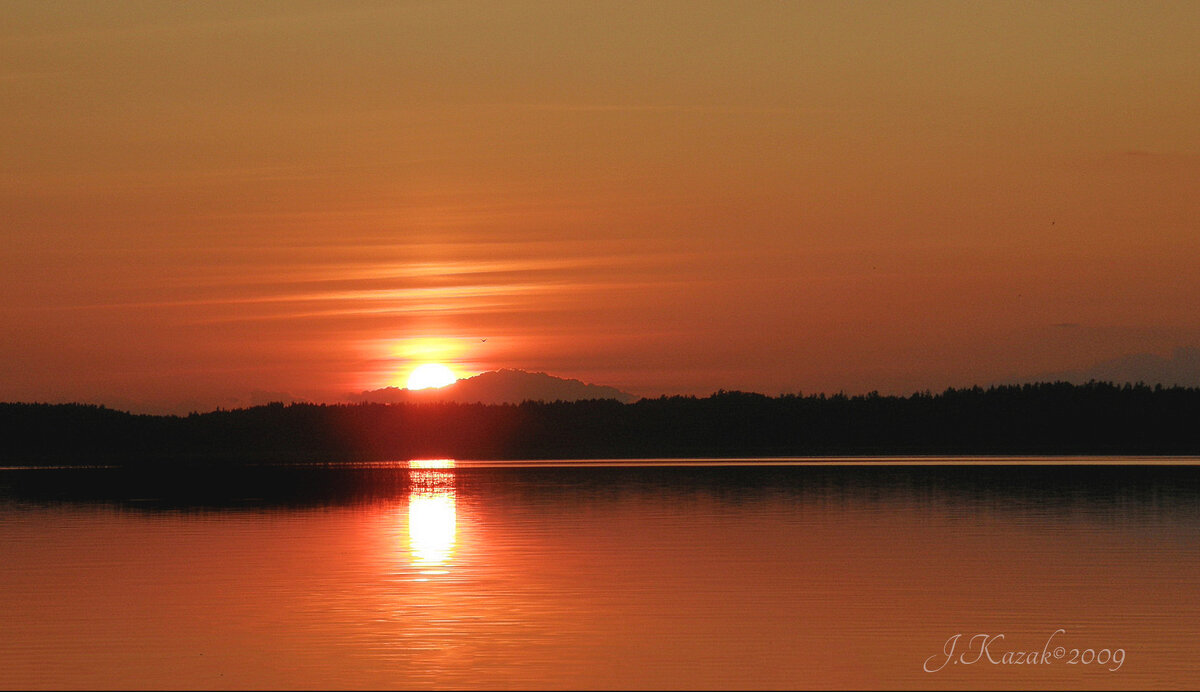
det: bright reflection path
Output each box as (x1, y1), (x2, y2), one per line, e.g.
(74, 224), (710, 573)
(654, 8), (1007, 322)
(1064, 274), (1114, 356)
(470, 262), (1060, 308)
(409, 458), (457, 470)
(407, 460), (456, 569)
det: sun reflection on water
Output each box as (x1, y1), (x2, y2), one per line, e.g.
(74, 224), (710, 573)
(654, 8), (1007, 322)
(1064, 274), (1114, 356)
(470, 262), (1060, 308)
(407, 459), (456, 572)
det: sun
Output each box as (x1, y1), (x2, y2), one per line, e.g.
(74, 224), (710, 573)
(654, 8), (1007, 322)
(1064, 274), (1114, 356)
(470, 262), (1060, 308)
(406, 363), (458, 390)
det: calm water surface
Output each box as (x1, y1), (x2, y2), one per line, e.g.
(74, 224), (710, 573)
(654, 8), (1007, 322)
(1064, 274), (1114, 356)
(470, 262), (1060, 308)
(1, 459), (1198, 690)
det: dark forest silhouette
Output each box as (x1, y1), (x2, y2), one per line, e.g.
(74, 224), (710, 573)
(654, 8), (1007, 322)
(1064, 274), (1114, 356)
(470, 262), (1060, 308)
(3, 381), (1200, 466)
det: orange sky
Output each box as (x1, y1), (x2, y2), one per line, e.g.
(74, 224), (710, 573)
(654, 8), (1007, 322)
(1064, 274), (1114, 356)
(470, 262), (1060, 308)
(2, 1), (1198, 413)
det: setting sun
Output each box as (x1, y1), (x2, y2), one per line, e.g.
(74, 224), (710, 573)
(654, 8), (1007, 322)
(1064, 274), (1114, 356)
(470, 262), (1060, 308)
(406, 363), (458, 390)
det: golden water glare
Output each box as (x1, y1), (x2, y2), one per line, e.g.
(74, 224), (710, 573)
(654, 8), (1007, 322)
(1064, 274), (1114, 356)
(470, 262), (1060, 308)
(407, 459), (457, 573)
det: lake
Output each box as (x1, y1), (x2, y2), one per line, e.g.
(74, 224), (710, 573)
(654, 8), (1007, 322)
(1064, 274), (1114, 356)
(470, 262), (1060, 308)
(1, 459), (1198, 689)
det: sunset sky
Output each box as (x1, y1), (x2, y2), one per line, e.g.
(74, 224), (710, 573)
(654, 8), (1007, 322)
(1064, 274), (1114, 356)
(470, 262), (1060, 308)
(3, 1), (1198, 413)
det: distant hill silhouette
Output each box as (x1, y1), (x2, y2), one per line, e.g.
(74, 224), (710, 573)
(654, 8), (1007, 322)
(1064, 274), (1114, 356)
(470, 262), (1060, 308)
(1023, 347), (1200, 389)
(349, 369), (637, 405)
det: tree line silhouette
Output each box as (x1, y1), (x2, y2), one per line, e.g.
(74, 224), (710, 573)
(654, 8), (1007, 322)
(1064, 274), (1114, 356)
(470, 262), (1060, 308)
(3, 381), (1200, 466)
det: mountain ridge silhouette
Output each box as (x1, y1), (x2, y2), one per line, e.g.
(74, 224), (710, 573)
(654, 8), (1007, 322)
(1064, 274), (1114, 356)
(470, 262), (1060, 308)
(349, 368), (637, 405)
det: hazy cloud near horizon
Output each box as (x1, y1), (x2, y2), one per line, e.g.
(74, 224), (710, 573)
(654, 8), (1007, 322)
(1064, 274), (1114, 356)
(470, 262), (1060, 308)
(1014, 347), (1200, 389)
